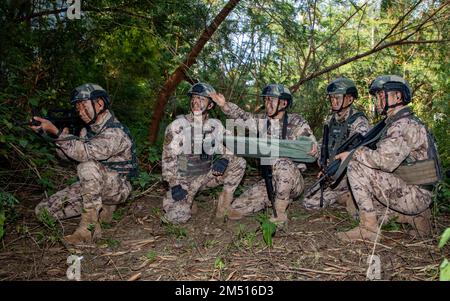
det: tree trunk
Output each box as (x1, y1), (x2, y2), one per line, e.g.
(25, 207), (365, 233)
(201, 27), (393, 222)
(148, 0), (241, 144)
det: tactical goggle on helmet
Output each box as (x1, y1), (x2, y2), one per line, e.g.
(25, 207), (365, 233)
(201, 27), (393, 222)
(187, 82), (217, 111)
(70, 83), (111, 107)
(70, 83), (111, 125)
(326, 77), (358, 112)
(326, 77), (358, 98)
(369, 75), (412, 104)
(260, 84), (293, 107)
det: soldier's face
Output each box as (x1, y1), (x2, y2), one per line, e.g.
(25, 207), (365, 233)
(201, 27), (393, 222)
(75, 99), (102, 123)
(264, 96), (285, 116)
(190, 95), (210, 116)
(329, 94), (344, 111)
(374, 90), (386, 113)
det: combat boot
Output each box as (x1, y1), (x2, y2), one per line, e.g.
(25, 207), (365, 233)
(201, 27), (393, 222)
(226, 208), (246, 220)
(336, 191), (352, 206)
(215, 190), (234, 219)
(396, 209), (432, 237)
(337, 211), (378, 242)
(99, 204), (117, 223)
(269, 199), (290, 229)
(65, 208), (102, 244)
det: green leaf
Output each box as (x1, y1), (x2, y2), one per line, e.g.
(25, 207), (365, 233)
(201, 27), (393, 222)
(440, 259), (450, 281)
(0, 211), (5, 240)
(261, 219), (276, 247)
(18, 139), (28, 148)
(28, 97), (39, 107)
(439, 228), (450, 249)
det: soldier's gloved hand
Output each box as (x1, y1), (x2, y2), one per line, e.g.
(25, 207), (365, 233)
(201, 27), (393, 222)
(171, 185), (188, 202)
(212, 158), (229, 176)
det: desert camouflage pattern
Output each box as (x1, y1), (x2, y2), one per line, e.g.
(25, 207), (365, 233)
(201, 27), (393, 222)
(230, 158), (304, 215)
(347, 106), (433, 219)
(162, 113), (246, 223)
(303, 107), (370, 209)
(35, 111), (133, 218)
(220, 101), (317, 215)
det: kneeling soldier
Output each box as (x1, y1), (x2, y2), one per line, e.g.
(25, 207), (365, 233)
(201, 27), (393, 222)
(335, 75), (442, 242)
(33, 83), (138, 244)
(162, 83), (246, 223)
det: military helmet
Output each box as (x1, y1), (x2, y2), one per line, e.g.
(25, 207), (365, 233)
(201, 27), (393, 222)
(369, 75), (412, 103)
(187, 82), (216, 99)
(70, 83), (110, 106)
(260, 84), (293, 107)
(326, 77), (358, 99)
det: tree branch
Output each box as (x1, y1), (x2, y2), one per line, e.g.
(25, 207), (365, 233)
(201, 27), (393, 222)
(290, 39), (450, 93)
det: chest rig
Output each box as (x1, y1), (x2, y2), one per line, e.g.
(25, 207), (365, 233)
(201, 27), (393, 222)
(327, 109), (365, 160)
(86, 116), (139, 180)
(175, 115), (213, 177)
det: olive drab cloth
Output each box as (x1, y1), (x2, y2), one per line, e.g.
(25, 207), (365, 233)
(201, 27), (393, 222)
(222, 135), (317, 163)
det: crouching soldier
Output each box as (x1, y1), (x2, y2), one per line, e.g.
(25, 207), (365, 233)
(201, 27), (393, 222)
(162, 83), (246, 223)
(335, 75), (442, 242)
(32, 83), (138, 244)
(303, 77), (370, 211)
(211, 84), (318, 228)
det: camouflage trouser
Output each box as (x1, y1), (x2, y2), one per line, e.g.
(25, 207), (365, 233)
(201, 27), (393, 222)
(303, 175), (350, 210)
(35, 160), (132, 220)
(163, 156), (246, 223)
(230, 159), (304, 216)
(347, 160), (432, 220)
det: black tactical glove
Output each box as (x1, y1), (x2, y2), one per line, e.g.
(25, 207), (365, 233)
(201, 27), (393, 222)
(211, 158), (229, 175)
(171, 184), (188, 202)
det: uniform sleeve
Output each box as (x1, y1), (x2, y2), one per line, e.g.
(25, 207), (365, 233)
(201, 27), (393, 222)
(161, 122), (184, 187)
(221, 102), (255, 120)
(55, 128), (129, 162)
(353, 120), (412, 172)
(349, 116), (371, 136)
(55, 147), (71, 161)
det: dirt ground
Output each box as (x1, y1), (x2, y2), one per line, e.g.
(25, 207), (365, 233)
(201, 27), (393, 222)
(0, 170), (449, 281)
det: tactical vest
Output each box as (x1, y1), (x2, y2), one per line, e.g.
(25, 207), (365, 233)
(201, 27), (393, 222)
(175, 115), (212, 178)
(86, 116), (139, 181)
(380, 107), (442, 187)
(327, 109), (366, 160)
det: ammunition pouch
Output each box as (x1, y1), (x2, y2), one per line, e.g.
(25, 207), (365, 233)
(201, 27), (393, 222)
(393, 159), (440, 186)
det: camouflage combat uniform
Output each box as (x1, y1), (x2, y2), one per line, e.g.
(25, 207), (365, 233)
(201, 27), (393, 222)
(35, 110), (137, 219)
(220, 101), (318, 216)
(347, 107), (434, 220)
(162, 113), (246, 223)
(303, 108), (370, 209)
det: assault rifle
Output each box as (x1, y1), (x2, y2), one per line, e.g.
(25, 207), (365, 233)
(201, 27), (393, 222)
(15, 108), (85, 136)
(261, 162), (277, 218)
(318, 124), (329, 207)
(304, 118), (387, 198)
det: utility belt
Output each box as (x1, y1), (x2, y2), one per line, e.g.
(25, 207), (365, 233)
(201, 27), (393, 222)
(100, 160), (138, 181)
(393, 158), (440, 188)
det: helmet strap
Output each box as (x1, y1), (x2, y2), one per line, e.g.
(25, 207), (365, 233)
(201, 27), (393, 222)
(381, 90), (405, 115)
(331, 95), (352, 113)
(268, 98), (287, 118)
(84, 98), (108, 125)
